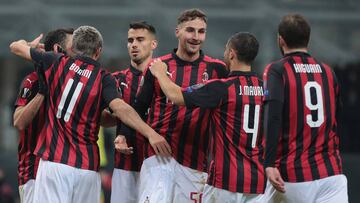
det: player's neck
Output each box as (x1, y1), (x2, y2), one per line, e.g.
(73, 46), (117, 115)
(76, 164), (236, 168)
(131, 57), (152, 72)
(230, 61), (251, 72)
(283, 47), (308, 55)
(176, 48), (200, 62)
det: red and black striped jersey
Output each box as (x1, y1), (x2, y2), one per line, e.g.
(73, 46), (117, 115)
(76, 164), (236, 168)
(112, 66), (145, 172)
(136, 50), (228, 172)
(263, 52), (342, 182)
(15, 72), (45, 186)
(183, 71), (266, 194)
(30, 49), (120, 171)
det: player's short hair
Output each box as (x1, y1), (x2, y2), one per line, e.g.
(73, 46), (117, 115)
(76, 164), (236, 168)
(227, 32), (259, 65)
(177, 8), (207, 25)
(129, 21), (156, 36)
(44, 28), (74, 52)
(72, 26), (103, 57)
(278, 14), (311, 49)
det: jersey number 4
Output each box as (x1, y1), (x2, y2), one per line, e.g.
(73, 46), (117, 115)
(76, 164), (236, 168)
(243, 104), (260, 148)
(304, 81), (324, 128)
(56, 79), (84, 122)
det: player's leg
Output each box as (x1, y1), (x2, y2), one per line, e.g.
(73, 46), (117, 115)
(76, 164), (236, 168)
(172, 163), (208, 203)
(32, 159), (72, 203)
(72, 168), (101, 203)
(138, 155), (175, 203)
(316, 174), (348, 203)
(20, 179), (35, 203)
(280, 181), (317, 203)
(111, 168), (140, 203)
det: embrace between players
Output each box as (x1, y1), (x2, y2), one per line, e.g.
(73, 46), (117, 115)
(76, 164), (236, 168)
(10, 8), (348, 203)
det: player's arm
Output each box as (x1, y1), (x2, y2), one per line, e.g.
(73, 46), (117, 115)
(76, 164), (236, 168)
(149, 59), (185, 105)
(9, 34), (43, 61)
(100, 109), (117, 128)
(263, 63), (285, 193)
(13, 93), (44, 130)
(102, 73), (172, 156)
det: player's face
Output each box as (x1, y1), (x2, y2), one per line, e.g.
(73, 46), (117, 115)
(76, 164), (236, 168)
(64, 34), (74, 56)
(128, 28), (156, 65)
(176, 18), (207, 56)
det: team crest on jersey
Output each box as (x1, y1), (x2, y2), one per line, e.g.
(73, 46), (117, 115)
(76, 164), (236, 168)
(202, 70), (209, 82)
(185, 84), (205, 93)
(21, 87), (31, 98)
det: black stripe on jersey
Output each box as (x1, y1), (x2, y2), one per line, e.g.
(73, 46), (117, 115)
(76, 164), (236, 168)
(280, 62), (290, 180)
(232, 80), (244, 193)
(289, 57), (305, 182)
(317, 60), (336, 176)
(48, 58), (73, 161)
(81, 65), (101, 170)
(245, 77), (260, 193)
(303, 57), (321, 179)
(130, 75), (140, 170)
(220, 90), (230, 190)
(165, 59), (183, 146)
(178, 64), (200, 164)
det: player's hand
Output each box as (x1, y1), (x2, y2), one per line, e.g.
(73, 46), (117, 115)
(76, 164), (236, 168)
(28, 34), (44, 51)
(266, 167), (285, 193)
(114, 135), (133, 155)
(149, 58), (168, 78)
(147, 132), (172, 157)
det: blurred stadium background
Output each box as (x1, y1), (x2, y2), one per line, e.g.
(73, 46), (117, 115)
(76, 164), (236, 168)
(0, 0), (359, 202)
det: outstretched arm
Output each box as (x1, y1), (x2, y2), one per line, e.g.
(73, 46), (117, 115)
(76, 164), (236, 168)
(109, 98), (172, 156)
(149, 59), (185, 106)
(9, 34), (43, 61)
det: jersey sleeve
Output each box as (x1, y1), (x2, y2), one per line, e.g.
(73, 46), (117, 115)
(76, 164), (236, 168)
(182, 80), (226, 109)
(30, 48), (60, 72)
(14, 74), (38, 108)
(263, 63), (284, 102)
(215, 62), (229, 79)
(101, 73), (121, 107)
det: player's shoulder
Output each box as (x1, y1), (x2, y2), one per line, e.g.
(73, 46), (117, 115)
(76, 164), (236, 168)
(264, 58), (288, 75)
(21, 72), (38, 88)
(158, 53), (173, 62)
(203, 55), (226, 67)
(112, 67), (129, 77)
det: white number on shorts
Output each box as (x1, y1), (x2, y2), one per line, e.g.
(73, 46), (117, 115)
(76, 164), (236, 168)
(304, 81), (324, 128)
(56, 79), (83, 122)
(243, 104), (260, 148)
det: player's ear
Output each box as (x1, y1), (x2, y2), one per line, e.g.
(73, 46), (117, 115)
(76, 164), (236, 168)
(278, 35), (286, 48)
(175, 27), (180, 37)
(151, 39), (158, 50)
(229, 48), (235, 60)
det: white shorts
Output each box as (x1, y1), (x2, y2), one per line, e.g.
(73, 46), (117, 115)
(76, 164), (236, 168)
(33, 159), (101, 203)
(19, 179), (35, 203)
(111, 168), (140, 203)
(138, 155), (208, 203)
(203, 184), (264, 203)
(262, 174), (348, 203)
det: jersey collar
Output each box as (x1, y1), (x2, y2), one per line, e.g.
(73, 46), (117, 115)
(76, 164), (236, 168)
(171, 49), (205, 65)
(129, 65), (143, 76)
(284, 51), (311, 58)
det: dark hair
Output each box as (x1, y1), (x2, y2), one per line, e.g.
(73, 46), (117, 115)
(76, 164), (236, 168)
(227, 32), (259, 65)
(129, 21), (156, 35)
(177, 8), (207, 25)
(278, 14), (311, 49)
(44, 28), (74, 52)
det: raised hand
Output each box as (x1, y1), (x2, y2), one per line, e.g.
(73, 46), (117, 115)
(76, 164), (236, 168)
(149, 58), (168, 78)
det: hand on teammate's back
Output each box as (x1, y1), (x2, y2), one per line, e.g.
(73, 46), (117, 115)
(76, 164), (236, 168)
(149, 58), (168, 78)
(114, 135), (134, 155)
(147, 132), (172, 157)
